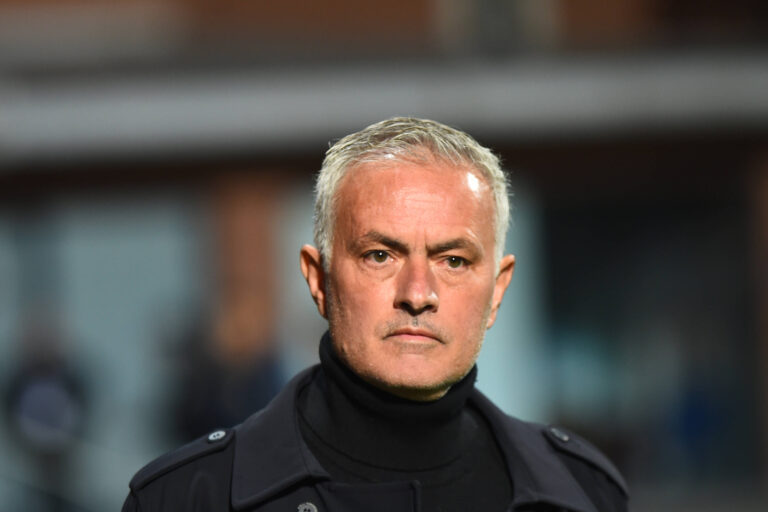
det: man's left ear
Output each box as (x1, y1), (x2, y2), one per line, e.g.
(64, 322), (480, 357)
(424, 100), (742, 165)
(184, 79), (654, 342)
(486, 254), (515, 329)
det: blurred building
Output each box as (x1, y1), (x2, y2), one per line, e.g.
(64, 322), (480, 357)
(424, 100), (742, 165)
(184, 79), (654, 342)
(0, 1), (767, 511)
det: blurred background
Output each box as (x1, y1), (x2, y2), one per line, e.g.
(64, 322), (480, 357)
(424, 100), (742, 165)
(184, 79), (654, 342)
(0, 0), (767, 510)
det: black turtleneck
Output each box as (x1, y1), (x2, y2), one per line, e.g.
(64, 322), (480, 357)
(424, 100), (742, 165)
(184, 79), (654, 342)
(297, 333), (512, 512)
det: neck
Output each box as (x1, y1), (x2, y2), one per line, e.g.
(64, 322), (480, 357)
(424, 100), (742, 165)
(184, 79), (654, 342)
(298, 332), (478, 470)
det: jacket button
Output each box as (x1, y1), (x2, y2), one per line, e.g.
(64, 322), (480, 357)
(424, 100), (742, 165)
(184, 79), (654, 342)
(297, 503), (318, 512)
(549, 426), (570, 442)
(207, 430), (226, 442)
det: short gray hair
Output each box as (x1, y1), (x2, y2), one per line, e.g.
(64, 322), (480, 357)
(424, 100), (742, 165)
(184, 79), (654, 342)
(313, 117), (510, 268)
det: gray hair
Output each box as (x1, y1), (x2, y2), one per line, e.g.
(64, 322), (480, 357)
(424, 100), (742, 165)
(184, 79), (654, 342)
(313, 117), (510, 268)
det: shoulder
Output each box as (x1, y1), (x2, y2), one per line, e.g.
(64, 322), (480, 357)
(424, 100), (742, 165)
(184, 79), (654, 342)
(129, 428), (235, 492)
(542, 424), (628, 511)
(123, 368), (318, 511)
(124, 429), (235, 511)
(472, 391), (628, 512)
(542, 425), (627, 495)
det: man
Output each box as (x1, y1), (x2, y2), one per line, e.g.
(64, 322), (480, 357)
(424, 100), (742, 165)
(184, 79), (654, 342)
(123, 117), (628, 511)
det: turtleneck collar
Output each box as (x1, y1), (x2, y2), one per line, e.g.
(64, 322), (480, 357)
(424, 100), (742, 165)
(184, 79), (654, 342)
(298, 331), (479, 471)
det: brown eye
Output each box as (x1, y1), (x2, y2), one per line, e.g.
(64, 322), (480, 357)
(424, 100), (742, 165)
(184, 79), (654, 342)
(446, 256), (466, 268)
(366, 250), (389, 264)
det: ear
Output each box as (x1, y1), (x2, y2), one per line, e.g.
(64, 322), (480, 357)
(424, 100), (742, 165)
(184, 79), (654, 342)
(300, 244), (328, 318)
(486, 254), (515, 329)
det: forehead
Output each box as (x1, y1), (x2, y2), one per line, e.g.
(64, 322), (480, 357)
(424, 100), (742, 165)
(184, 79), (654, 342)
(333, 158), (495, 241)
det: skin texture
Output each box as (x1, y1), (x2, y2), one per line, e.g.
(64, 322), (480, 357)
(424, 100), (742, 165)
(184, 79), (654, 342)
(301, 156), (515, 401)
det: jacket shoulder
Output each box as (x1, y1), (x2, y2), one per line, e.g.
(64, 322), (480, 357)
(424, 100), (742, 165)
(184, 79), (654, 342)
(541, 426), (629, 497)
(129, 428), (235, 492)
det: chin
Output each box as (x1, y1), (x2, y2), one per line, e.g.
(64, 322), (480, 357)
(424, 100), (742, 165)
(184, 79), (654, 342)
(371, 369), (460, 401)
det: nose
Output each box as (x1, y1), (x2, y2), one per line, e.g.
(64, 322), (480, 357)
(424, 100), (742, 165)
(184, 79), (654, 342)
(394, 258), (439, 315)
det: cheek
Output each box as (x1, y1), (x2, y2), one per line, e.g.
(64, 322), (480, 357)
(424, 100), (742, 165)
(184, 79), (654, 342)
(448, 275), (494, 308)
(330, 274), (387, 326)
(452, 283), (495, 332)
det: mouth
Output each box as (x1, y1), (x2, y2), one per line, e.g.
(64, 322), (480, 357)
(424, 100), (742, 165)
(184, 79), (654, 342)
(386, 328), (442, 344)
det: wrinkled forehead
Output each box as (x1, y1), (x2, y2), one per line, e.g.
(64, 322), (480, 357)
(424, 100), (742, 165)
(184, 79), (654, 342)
(338, 152), (488, 200)
(333, 158), (495, 235)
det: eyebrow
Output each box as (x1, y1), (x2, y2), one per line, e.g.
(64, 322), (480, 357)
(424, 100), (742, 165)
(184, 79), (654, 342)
(427, 238), (475, 256)
(352, 231), (408, 254)
(352, 230), (480, 257)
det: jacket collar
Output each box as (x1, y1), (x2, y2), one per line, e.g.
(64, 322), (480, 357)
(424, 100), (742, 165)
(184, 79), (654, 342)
(470, 391), (599, 512)
(231, 367), (329, 510)
(231, 365), (597, 512)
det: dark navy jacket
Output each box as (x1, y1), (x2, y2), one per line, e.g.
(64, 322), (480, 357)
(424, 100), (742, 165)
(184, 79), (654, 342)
(123, 366), (628, 512)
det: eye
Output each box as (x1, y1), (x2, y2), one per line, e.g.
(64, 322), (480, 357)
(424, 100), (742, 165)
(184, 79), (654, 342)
(445, 256), (467, 269)
(364, 250), (390, 264)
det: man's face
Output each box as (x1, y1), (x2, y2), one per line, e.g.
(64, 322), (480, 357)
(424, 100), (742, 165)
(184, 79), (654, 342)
(301, 157), (514, 401)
